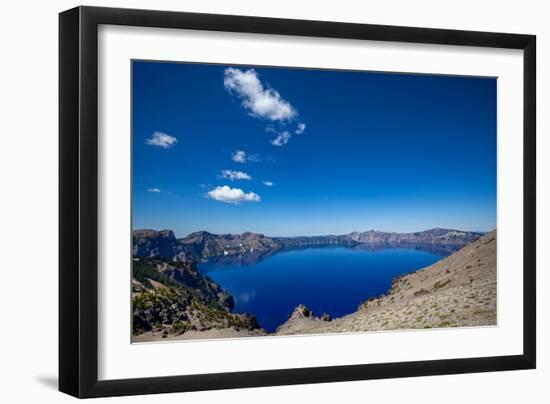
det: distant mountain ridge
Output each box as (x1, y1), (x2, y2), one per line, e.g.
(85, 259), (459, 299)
(133, 228), (484, 262)
(347, 228), (480, 244)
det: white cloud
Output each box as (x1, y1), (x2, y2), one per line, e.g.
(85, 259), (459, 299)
(147, 188), (161, 193)
(232, 150), (247, 163)
(271, 131), (291, 146)
(247, 153), (262, 162)
(231, 150), (266, 163)
(207, 185), (260, 204)
(146, 131), (177, 148)
(224, 68), (296, 122)
(262, 181), (274, 187)
(221, 170), (252, 181)
(295, 122), (306, 134)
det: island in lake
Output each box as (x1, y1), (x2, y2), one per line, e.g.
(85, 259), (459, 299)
(131, 228), (496, 342)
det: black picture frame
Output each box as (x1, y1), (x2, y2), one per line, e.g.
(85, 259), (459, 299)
(59, 5), (536, 398)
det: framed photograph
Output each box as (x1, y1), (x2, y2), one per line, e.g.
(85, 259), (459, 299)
(59, 6), (536, 398)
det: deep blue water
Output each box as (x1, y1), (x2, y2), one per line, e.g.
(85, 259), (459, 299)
(199, 246), (446, 332)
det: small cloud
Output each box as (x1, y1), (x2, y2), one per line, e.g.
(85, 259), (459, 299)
(221, 170), (252, 181)
(247, 153), (263, 162)
(232, 150), (266, 163)
(232, 150), (247, 163)
(295, 122), (306, 134)
(271, 131), (291, 146)
(147, 188), (161, 193)
(262, 181), (274, 187)
(207, 185), (260, 204)
(146, 131), (177, 148)
(224, 68), (296, 122)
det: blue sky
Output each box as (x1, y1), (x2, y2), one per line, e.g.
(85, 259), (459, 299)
(132, 61), (496, 237)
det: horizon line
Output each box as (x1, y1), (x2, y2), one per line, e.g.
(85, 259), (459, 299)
(133, 226), (496, 240)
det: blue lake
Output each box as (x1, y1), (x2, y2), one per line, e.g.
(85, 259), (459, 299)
(199, 246), (447, 332)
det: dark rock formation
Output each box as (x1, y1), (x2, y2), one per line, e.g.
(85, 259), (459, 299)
(320, 312), (331, 321)
(288, 304), (316, 320)
(132, 229), (191, 262)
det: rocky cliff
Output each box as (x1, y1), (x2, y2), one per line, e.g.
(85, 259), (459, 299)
(132, 257), (264, 340)
(180, 230), (280, 260)
(133, 229), (190, 262)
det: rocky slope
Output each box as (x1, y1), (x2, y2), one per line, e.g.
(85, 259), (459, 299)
(132, 257), (264, 341)
(133, 228), (483, 262)
(276, 230), (497, 335)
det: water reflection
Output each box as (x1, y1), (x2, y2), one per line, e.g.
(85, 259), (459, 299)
(351, 242), (459, 256)
(201, 242), (457, 272)
(201, 249), (278, 270)
(235, 290), (257, 305)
